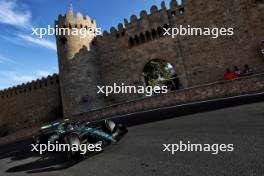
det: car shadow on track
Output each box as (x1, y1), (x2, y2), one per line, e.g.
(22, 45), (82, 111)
(0, 138), (100, 173)
(7, 154), (93, 174)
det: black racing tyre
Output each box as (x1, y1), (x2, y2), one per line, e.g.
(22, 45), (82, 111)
(113, 124), (128, 141)
(117, 124), (128, 134)
(104, 120), (116, 134)
(64, 133), (81, 160)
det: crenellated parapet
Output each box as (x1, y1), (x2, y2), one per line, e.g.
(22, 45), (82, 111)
(55, 7), (96, 30)
(127, 24), (170, 47)
(94, 0), (184, 45)
(0, 74), (59, 99)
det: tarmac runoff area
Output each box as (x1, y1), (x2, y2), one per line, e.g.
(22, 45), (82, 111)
(0, 102), (263, 176)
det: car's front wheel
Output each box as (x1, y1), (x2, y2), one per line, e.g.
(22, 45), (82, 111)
(63, 133), (81, 160)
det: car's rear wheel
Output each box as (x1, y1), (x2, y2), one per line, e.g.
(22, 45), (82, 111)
(112, 124), (128, 141)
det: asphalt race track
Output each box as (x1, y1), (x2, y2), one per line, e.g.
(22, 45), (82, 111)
(0, 102), (264, 176)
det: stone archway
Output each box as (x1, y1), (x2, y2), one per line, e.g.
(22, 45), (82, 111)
(141, 59), (181, 92)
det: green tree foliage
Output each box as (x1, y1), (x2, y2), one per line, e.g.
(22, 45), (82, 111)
(143, 59), (171, 86)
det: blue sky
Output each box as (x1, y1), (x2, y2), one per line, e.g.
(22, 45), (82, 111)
(0, 0), (181, 90)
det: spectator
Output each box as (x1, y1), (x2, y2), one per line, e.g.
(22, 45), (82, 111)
(242, 64), (253, 76)
(233, 66), (241, 78)
(260, 41), (264, 57)
(165, 81), (173, 91)
(224, 68), (234, 80)
(171, 73), (180, 90)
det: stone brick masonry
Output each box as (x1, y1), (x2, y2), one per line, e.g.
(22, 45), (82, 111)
(56, 0), (264, 117)
(0, 0), (264, 141)
(72, 73), (264, 122)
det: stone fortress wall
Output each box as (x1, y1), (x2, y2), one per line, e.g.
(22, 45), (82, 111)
(56, 0), (264, 117)
(0, 74), (62, 137)
(0, 0), (264, 139)
(72, 73), (264, 122)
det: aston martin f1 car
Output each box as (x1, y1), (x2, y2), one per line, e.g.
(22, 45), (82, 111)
(33, 119), (128, 159)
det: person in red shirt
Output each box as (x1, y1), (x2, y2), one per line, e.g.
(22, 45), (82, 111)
(224, 68), (234, 80)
